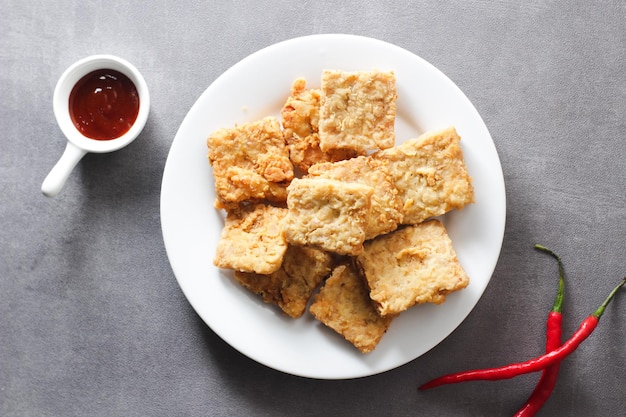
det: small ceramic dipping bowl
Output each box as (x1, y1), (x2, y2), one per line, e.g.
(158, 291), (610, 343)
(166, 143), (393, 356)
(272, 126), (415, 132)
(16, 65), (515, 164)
(41, 54), (150, 197)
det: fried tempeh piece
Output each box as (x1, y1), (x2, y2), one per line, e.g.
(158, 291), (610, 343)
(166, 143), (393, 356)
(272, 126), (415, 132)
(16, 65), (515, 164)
(207, 116), (294, 206)
(309, 263), (394, 353)
(319, 70), (397, 154)
(234, 245), (334, 318)
(373, 126), (474, 224)
(284, 177), (373, 256)
(306, 155), (403, 239)
(356, 219), (470, 316)
(281, 78), (357, 173)
(214, 203), (288, 275)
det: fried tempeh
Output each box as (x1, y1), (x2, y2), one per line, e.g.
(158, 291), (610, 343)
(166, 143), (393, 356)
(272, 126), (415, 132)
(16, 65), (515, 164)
(356, 219), (470, 316)
(373, 126), (474, 224)
(214, 203), (288, 275)
(234, 245), (333, 318)
(310, 263), (393, 353)
(281, 78), (357, 173)
(284, 177), (373, 256)
(319, 70), (397, 154)
(306, 155), (403, 239)
(207, 116), (294, 206)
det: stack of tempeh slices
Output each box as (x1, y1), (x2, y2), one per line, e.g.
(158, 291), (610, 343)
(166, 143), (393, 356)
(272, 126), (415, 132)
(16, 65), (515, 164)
(207, 70), (474, 353)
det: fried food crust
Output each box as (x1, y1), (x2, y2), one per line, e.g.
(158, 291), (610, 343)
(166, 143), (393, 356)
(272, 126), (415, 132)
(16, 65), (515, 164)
(306, 155), (403, 239)
(356, 219), (470, 316)
(214, 203), (288, 274)
(234, 245), (333, 318)
(281, 78), (357, 173)
(319, 70), (397, 154)
(309, 263), (393, 353)
(373, 126), (474, 224)
(284, 177), (373, 256)
(207, 116), (294, 205)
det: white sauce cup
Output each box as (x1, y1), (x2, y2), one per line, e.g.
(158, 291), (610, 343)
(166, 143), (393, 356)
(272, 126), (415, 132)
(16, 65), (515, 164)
(41, 55), (150, 197)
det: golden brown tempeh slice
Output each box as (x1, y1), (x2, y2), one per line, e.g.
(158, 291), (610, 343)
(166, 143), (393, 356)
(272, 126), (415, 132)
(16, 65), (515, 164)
(234, 245), (333, 318)
(284, 177), (373, 256)
(356, 219), (469, 316)
(373, 126), (474, 225)
(309, 263), (393, 353)
(207, 116), (294, 205)
(214, 203), (288, 275)
(306, 155), (403, 239)
(281, 78), (357, 173)
(319, 70), (397, 154)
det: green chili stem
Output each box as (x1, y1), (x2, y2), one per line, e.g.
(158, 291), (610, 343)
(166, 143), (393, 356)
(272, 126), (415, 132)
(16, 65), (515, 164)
(594, 277), (626, 318)
(534, 244), (565, 313)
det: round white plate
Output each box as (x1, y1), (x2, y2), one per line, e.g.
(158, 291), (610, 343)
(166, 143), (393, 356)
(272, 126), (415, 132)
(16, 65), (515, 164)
(160, 34), (506, 379)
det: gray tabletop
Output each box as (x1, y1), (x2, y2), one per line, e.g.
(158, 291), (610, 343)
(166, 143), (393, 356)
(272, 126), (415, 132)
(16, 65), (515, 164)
(3, 1), (626, 416)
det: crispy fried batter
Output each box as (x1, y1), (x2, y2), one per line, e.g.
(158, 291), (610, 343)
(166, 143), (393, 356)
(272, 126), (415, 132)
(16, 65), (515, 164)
(356, 219), (470, 316)
(214, 203), (288, 274)
(207, 116), (294, 205)
(373, 126), (474, 224)
(306, 155), (403, 239)
(208, 68), (475, 352)
(309, 263), (394, 353)
(285, 178), (373, 256)
(319, 70), (397, 154)
(234, 245), (333, 318)
(281, 78), (357, 173)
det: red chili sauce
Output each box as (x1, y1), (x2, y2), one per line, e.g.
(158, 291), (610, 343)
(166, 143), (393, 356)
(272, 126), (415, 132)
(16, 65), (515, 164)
(69, 69), (140, 140)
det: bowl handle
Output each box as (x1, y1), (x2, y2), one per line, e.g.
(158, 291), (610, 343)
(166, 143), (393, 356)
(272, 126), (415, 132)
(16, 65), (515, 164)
(41, 142), (87, 197)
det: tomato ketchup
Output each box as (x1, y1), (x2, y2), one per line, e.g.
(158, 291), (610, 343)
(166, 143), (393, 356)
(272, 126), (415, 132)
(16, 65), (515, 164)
(69, 69), (139, 140)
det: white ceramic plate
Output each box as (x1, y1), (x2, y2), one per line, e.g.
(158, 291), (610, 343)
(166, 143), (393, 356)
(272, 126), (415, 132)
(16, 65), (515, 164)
(161, 34), (506, 379)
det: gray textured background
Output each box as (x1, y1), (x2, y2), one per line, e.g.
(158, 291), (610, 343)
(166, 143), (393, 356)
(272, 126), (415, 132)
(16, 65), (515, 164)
(2, 1), (626, 416)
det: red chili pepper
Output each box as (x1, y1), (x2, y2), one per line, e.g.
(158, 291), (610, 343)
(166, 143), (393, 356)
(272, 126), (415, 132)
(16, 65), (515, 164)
(514, 245), (565, 417)
(419, 277), (625, 391)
